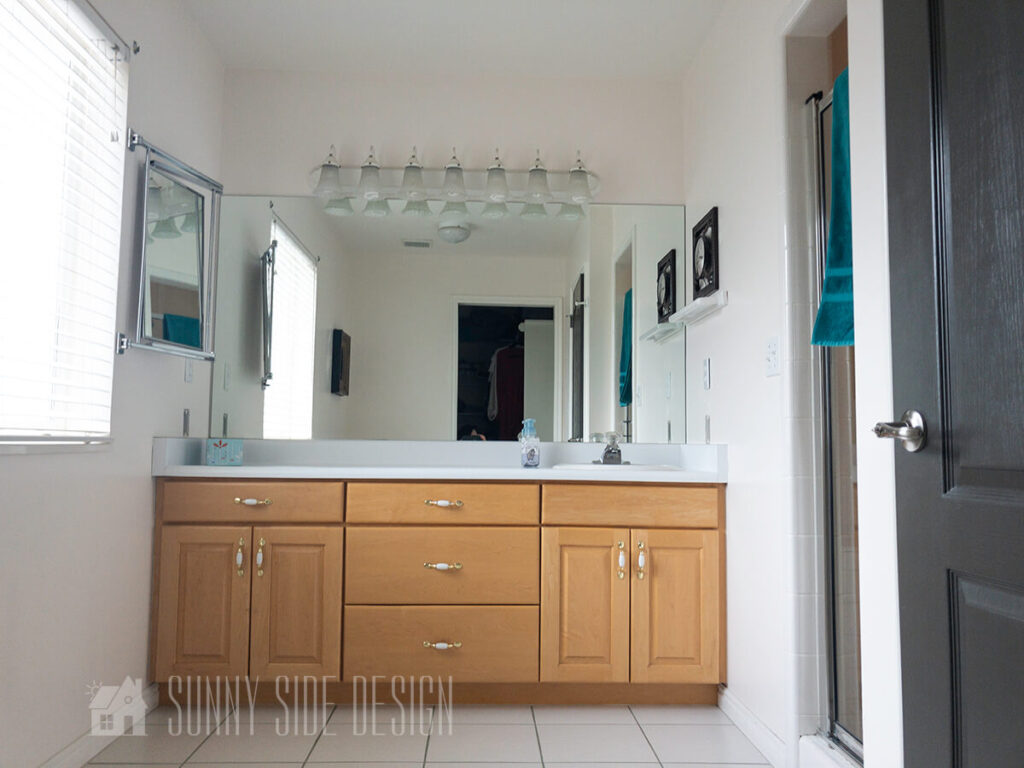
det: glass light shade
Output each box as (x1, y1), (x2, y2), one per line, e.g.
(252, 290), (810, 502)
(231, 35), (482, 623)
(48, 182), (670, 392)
(358, 162), (381, 200)
(313, 145), (343, 198)
(402, 199), (432, 217)
(442, 148), (466, 200)
(324, 197), (355, 216)
(527, 152), (551, 201)
(521, 202), (548, 220)
(486, 149), (508, 202)
(438, 223), (470, 244)
(151, 217), (181, 238)
(440, 201), (469, 222)
(557, 203), (585, 221)
(146, 184), (162, 222)
(180, 211), (199, 232)
(362, 198), (391, 217)
(481, 202), (509, 219)
(568, 151), (592, 203)
(401, 148), (426, 200)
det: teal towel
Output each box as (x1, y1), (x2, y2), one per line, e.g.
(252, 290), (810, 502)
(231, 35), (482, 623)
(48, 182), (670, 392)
(162, 313), (201, 348)
(812, 69), (854, 347)
(618, 289), (632, 406)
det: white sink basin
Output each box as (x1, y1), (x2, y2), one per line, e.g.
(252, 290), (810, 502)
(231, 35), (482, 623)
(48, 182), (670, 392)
(552, 463), (681, 472)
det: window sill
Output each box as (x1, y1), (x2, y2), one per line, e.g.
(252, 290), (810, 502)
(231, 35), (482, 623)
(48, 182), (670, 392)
(0, 439), (112, 456)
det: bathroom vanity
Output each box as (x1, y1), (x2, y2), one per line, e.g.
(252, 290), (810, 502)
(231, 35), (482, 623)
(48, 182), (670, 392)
(149, 440), (727, 704)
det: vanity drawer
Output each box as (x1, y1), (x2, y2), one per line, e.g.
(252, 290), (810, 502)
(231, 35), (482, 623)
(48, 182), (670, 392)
(159, 480), (344, 523)
(345, 526), (538, 605)
(343, 605), (539, 682)
(542, 483), (723, 528)
(346, 482), (539, 525)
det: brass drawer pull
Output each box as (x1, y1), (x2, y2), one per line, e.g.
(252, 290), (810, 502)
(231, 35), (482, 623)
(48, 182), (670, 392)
(423, 640), (462, 650)
(235, 537), (245, 576)
(423, 561), (463, 571)
(617, 541), (626, 580)
(424, 499), (464, 509)
(637, 541), (647, 580)
(256, 538), (265, 576)
(234, 497), (273, 506)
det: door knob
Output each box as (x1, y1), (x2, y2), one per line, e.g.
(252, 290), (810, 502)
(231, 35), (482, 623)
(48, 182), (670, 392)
(873, 409), (926, 452)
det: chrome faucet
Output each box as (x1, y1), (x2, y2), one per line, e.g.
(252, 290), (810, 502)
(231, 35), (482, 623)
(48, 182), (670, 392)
(598, 432), (623, 465)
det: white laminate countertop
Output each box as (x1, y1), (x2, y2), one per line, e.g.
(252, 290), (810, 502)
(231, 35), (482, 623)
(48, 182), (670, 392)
(153, 439), (727, 484)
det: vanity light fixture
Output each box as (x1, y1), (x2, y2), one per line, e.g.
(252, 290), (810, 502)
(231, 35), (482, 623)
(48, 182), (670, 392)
(180, 211), (199, 232)
(307, 145), (599, 214)
(363, 198), (391, 217)
(401, 147), (426, 200)
(526, 150), (551, 202)
(442, 148), (467, 201)
(313, 145), (343, 198)
(357, 146), (382, 200)
(324, 197), (355, 217)
(486, 149), (508, 202)
(568, 150), (592, 204)
(151, 216), (182, 238)
(557, 203), (585, 221)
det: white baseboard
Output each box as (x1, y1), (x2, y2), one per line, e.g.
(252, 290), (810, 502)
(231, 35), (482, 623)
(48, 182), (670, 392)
(41, 683), (159, 768)
(718, 686), (787, 768)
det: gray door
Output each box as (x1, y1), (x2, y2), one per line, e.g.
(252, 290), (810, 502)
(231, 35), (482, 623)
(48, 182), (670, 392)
(883, 1), (1024, 765)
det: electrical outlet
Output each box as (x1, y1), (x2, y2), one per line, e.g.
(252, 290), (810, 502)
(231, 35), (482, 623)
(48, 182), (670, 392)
(765, 336), (781, 377)
(703, 358), (712, 390)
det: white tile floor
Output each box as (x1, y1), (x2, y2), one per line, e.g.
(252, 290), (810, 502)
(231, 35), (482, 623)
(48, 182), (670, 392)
(87, 704), (769, 767)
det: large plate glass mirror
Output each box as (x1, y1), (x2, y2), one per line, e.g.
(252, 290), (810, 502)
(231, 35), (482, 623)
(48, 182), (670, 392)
(209, 197), (686, 442)
(128, 138), (223, 359)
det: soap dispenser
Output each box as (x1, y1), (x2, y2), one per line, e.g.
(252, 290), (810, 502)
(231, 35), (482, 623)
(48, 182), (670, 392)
(520, 418), (540, 468)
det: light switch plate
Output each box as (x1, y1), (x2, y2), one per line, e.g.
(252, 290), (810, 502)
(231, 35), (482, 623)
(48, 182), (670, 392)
(765, 336), (780, 377)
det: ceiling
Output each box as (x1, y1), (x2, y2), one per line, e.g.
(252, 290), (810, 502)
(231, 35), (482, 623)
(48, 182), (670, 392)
(183, 0), (721, 80)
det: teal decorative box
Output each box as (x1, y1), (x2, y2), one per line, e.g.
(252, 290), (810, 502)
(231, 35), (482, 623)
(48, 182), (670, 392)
(206, 438), (243, 465)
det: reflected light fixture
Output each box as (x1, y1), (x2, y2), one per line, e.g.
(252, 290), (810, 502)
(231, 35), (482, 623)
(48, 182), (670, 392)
(481, 202), (509, 219)
(363, 198), (391, 217)
(486, 148), (508, 202)
(401, 147), (426, 200)
(324, 197), (355, 216)
(438, 201), (470, 243)
(402, 199), (432, 217)
(557, 203), (585, 221)
(567, 150), (592, 203)
(442, 148), (466, 200)
(357, 146), (382, 200)
(313, 145), (343, 198)
(180, 211), (199, 232)
(521, 202), (548, 220)
(527, 150), (551, 201)
(151, 217), (182, 238)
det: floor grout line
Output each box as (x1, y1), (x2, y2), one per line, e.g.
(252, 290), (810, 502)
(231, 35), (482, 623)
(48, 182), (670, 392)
(299, 702), (335, 767)
(530, 705), (546, 767)
(629, 704), (664, 768)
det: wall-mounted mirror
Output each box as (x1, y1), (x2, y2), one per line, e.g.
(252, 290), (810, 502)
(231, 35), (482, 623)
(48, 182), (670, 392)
(209, 197), (686, 442)
(126, 133), (223, 359)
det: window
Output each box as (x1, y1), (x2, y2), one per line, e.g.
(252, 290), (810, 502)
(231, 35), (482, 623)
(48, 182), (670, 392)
(262, 218), (317, 440)
(99, 714), (113, 731)
(0, 0), (129, 442)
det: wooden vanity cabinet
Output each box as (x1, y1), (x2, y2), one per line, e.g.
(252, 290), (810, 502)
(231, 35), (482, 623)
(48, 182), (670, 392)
(152, 480), (344, 682)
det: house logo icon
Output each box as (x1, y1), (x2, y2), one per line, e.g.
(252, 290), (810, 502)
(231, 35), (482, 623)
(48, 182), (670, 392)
(87, 677), (147, 736)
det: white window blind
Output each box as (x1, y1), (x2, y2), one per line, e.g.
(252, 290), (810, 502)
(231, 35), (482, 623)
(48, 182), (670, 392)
(0, 0), (129, 441)
(263, 218), (318, 440)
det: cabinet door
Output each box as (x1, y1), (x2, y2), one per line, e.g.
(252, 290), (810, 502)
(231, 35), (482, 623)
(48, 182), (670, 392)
(250, 526), (343, 679)
(155, 526), (252, 681)
(540, 527), (630, 682)
(630, 529), (720, 683)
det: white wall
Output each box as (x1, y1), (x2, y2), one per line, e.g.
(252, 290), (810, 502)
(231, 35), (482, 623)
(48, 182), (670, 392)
(679, 0), (792, 761)
(0, 3), (224, 765)
(341, 250), (566, 440)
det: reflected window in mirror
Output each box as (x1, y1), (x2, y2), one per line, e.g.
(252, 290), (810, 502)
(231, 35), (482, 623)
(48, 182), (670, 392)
(262, 217), (318, 439)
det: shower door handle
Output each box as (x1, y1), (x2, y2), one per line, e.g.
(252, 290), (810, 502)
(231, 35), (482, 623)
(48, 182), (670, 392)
(873, 409), (926, 452)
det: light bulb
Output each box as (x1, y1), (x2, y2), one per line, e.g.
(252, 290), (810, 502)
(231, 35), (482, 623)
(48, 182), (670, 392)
(313, 145), (343, 198)
(324, 197), (355, 217)
(401, 147), (426, 200)
(442, 147), (466, 201)
(486, 148), (508, 202)
(527, 149), (551, 201)
(362, 198), (390, 217)
(402, 200), (432, 217)
(481, 202), (509, 219)
(568, 151), (592, 203)
(358, 146), (381, 200)
(521, 203), (548, 220)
